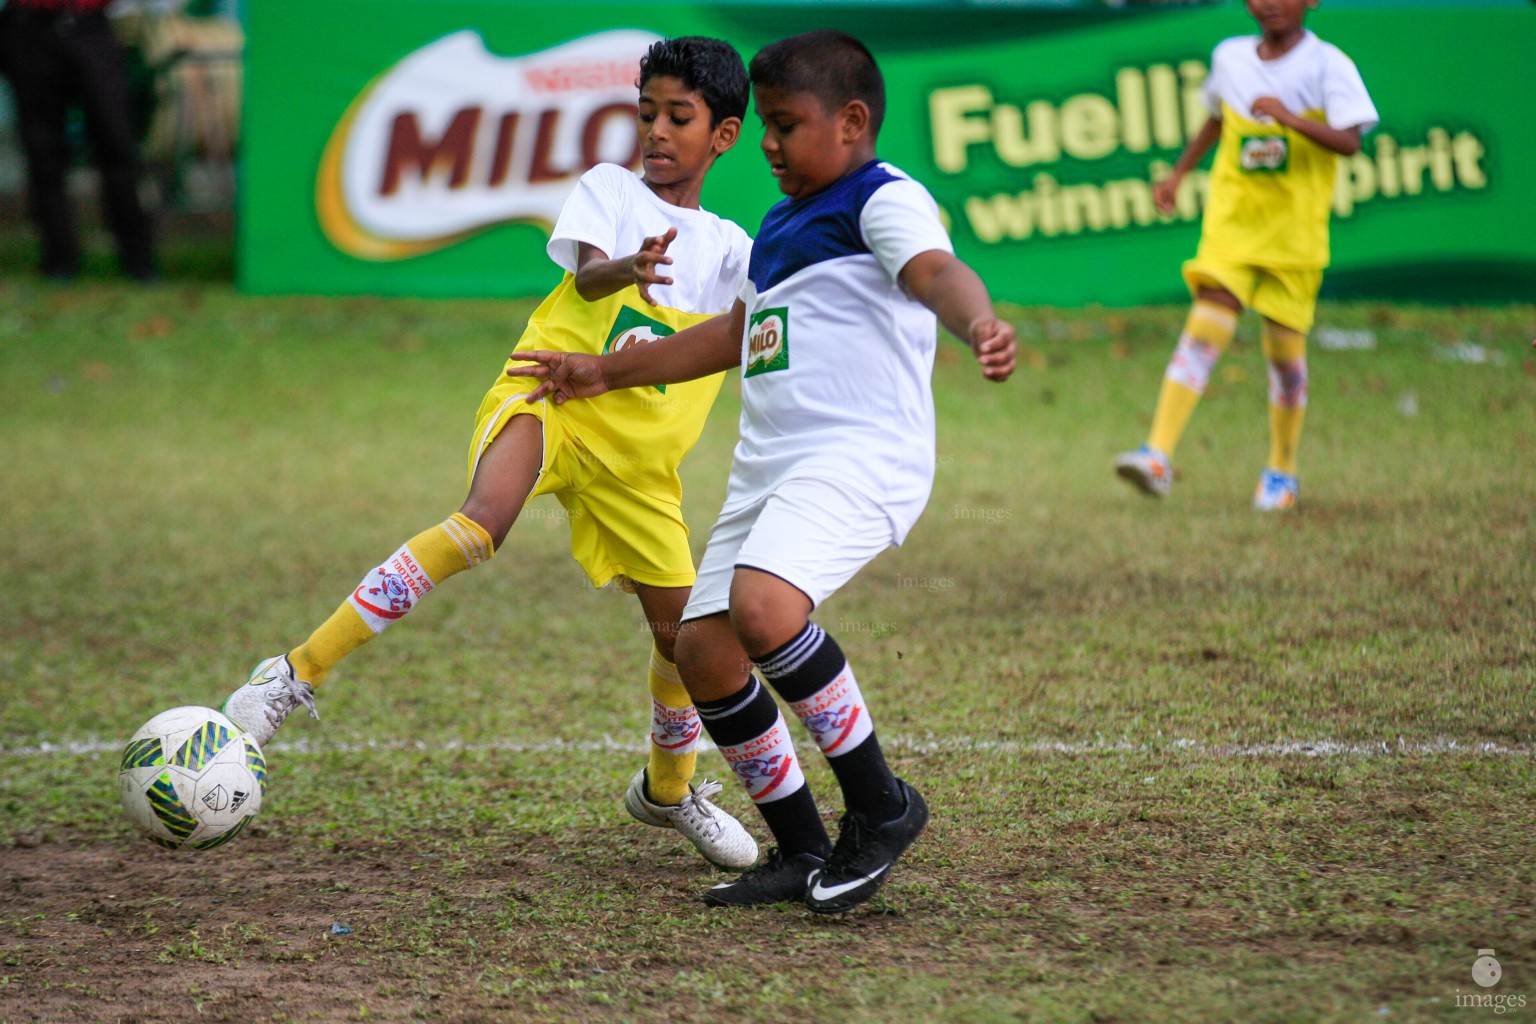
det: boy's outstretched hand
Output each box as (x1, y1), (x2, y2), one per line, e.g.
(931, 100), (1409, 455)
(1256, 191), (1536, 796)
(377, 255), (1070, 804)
(970, 318), (1016, 382)
(505, 351), (608, 405)
(898, 251), (1018, 384)
(628, 227), (677, 306)
(1249, 96), (1293, 125)
(1152, 173), (1182, 215)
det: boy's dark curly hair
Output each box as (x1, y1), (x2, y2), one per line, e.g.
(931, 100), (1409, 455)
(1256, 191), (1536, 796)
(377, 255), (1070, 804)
(639, 37), (750, 126)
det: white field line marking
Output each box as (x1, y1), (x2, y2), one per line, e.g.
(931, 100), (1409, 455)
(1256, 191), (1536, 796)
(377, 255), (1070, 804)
(5, 736), (1533, 758)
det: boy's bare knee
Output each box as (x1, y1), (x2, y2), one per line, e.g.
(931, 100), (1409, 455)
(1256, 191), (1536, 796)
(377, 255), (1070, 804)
(1196, 285), (1242, 313)
(456, 501), (511, 549)
(728, 599), (780, 655)
(650, 628), (678, 664)
(674, 627), (706, 680)
(632, 584), (688, 664)
(676, 616), (752, 703)
(461, 414), (543, 548)
(728, 573), (812, 657)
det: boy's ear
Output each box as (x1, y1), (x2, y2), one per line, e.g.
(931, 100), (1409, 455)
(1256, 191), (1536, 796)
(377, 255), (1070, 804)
(712, 116), (742, 156)
(839, 100), (871, 144)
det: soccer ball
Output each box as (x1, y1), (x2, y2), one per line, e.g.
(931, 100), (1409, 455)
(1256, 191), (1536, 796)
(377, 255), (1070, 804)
(118, 706), (267, 851)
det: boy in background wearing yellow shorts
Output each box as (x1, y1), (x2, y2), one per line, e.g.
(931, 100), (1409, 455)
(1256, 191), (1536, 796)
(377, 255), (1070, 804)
(1115, 0), (1377, 510)
(221, 37), (759, 871)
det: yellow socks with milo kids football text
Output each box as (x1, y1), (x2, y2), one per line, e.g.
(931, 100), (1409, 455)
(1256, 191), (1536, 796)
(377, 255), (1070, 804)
(1261, 321), (1308, 475)
(1147, 300), (1238, 457)
(645, 647), (700, 805)
(287, 513), (494, 686)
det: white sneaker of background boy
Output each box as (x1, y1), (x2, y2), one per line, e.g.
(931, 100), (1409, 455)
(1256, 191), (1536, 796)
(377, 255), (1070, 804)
(625, 768), (759, 870)
(222, 654), (318, 748)
(1113, 444), (1173, 499)
(1253, 468), (1299, 511)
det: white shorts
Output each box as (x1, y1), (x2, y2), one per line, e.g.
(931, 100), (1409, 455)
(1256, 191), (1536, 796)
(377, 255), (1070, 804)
(681, 476), (897, 622)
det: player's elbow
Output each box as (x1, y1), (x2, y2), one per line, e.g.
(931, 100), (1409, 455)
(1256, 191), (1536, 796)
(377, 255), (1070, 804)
(1334, 131), (1364, 157)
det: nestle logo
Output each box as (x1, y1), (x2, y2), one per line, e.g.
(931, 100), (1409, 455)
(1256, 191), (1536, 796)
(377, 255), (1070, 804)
(523, 61), (638, 94)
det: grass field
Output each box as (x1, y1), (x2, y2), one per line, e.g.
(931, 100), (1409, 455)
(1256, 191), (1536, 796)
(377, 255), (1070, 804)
(1, 277), (1532, 1023)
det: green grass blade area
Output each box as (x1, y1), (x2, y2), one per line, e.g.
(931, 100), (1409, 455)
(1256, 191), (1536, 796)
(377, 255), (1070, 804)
(1, 281), (1532, 1023)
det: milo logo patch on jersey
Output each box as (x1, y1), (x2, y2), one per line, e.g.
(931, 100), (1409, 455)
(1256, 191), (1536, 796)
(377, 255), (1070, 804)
(604, 307), (673, 392)
(1239, 135), (1289, 173)
(745, 307), (789, 378)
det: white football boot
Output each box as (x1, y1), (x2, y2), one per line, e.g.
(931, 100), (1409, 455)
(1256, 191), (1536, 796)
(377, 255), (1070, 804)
(221, 654), (318, 748)
(624, 768), (759, 870)
(1114, 444), (1173, 499)
(1253, 468), (1300, 511)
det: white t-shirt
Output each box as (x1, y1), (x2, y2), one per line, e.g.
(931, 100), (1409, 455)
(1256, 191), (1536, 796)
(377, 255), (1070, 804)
(547, 163), (751, 316)
(729, 160), (954, 542)
(1204, 31), (1378, 133)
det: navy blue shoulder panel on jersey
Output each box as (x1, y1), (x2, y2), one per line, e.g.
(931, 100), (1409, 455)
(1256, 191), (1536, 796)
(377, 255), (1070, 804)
(747, 160), (900, 293)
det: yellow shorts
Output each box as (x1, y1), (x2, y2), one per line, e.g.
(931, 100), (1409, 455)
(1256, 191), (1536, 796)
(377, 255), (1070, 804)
(468, 377), (695, 591)
(1182, 256), (1324, 334)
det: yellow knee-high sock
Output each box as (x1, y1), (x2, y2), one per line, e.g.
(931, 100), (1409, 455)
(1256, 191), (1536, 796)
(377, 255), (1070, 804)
(1148, 300), (1238, 457)
(645, 647), (699, 805)
(1261, 322), (1309, 475)
(288, 513), (494, 685)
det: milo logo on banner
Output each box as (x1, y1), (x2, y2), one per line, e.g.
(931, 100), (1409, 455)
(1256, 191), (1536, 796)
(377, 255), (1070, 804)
(745, 308), (789, 378)
(316, 29), (659, 260)
(1240, 135), (1289, 173)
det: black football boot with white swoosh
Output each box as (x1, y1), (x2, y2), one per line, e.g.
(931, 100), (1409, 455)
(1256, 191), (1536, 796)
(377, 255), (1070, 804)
(804, 779), (929, 914)
(702, 848), (826, 908)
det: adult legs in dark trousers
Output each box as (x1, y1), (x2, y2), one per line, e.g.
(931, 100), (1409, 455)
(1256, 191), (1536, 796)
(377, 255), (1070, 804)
(0, 5), (157, 281)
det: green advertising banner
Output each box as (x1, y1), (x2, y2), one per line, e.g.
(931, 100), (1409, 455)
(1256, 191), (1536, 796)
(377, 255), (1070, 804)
(240, 2), (1536, 304)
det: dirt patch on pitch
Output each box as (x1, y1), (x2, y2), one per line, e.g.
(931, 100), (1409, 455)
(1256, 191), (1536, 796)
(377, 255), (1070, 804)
(2, 834), (590, 1023)
(1, 830), (989, 1024)
(6, 811), (1429, 1023)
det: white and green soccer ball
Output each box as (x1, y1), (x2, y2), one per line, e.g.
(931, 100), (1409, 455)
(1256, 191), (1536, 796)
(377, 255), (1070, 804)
(118, 706), (267, 851)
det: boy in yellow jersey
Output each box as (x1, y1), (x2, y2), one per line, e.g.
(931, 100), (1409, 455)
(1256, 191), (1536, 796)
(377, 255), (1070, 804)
(1115, 0), (1377, 510)
(220, 37), (759, 871)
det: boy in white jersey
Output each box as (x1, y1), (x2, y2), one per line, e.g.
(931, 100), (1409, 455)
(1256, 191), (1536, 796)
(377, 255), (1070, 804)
(510, 30), (1017, 913)
(220, 37), (760, 871)
(1115, 0), (1377, 509)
